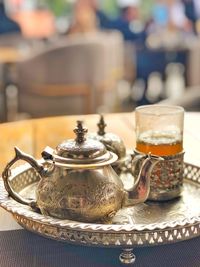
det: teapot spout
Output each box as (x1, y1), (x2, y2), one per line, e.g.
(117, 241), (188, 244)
(123, 154), (163, 207)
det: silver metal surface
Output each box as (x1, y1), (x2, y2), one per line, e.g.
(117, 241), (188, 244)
(119, 249), (136, 264)
(0, 162), (200, 248)
(2, 148), (161, 223)
(133, 150), (184, 201)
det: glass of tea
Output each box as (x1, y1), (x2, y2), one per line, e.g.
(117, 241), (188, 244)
(134, 105), (184, 201)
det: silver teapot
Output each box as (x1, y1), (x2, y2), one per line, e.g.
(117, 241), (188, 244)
(2, 121), (162, 223)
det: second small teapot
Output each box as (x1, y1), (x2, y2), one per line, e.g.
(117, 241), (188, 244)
(2, 121), (162, 223)
(88, 115), (127, 174)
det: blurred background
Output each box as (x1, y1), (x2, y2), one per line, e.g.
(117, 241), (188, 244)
(0, 0), (200, 122)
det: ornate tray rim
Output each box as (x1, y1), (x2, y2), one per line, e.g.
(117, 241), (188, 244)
(1, 161), (200, 248)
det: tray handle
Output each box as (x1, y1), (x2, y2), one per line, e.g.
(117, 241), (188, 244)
(2, 147), (45, 210)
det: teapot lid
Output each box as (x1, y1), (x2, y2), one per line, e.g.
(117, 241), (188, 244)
(42, 121), (118, 168)
(56, 120), (106, 159)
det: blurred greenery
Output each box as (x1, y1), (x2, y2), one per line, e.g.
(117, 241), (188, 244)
(37, 0), (154, 20)
(140, 0), (155, 20)
(38, 0), (72, 17)
(100, 0), (119, 18)
(100, 0), (154, 20)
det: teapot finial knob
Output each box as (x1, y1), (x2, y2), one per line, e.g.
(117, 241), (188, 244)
(74, 120), (88, 144)
(97, 115), (107, 136)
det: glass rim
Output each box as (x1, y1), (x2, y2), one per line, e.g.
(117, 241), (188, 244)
(135, 105), (184, 116)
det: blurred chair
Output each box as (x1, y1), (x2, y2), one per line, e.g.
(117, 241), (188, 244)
(81, 30), (124, 110)
(49, 30), (124, 103)
(14, 31), (124, 119)
(0, 33), (25, 47)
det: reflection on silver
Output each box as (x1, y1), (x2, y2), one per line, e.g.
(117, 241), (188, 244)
(0, 162), (200, 249)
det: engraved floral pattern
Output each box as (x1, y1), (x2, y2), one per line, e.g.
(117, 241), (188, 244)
(0, 162), (200, 247)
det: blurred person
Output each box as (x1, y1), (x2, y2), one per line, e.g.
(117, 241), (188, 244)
(192, 0), (200, 19)
(76, 0), (147, 43)
(182, 0), (200, 32)
(119, 0), (140, 22)
(68, 0), (98, 34)
(167, 0), (193, 32)
(0, 0), (21, 35)
(148, 0), (192, 34)
(70, 0), (146, 43)
(152, 0), (168, 27)
(112, 0), (146, 43)
(146, 0), (169, 35)
(136, 0), (190, 105)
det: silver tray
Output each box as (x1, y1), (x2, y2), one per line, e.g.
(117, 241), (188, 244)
(1, 162), (200, 265)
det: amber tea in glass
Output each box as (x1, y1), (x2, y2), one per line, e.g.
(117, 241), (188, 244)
(135, 105), (184, 156)
(134, 105), (184, 201)
(136, 130), (183, 156)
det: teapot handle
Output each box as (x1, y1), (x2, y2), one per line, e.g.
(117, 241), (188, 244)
(2, 147), (46, 210)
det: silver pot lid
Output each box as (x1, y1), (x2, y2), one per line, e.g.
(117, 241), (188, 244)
(42, 120), (118, 168)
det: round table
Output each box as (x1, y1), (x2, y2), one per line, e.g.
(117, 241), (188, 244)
(0, 112), (200, 266)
